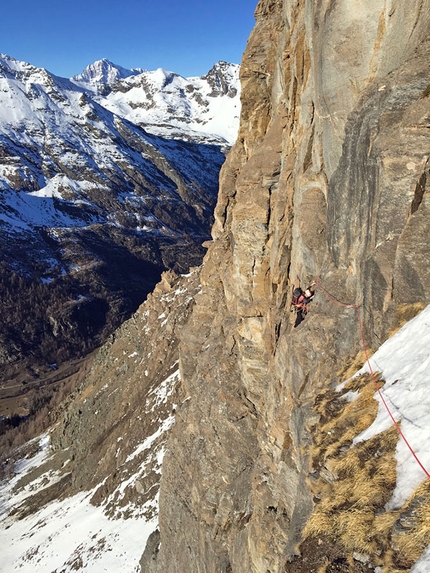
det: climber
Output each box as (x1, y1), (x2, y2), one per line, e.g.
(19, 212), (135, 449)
(291, 281), (316, 328)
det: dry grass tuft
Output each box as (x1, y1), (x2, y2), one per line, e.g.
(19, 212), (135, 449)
(300, 344), (430, 571)
(303, 358), (401, 567)
(387, 479), (430, 570)
(309, 375), (381, 469)
(305, 425), (398, 558)
(388, 302), (426, 338)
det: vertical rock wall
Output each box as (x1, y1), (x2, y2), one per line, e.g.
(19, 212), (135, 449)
(143, 0), (430, 571)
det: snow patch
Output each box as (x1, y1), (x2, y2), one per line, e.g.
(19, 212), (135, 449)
(350, 305), (430, 509)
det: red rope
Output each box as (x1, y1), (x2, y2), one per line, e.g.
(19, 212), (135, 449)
(314, 278), (430, 479)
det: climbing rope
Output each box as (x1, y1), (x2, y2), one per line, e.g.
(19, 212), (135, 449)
(314, 277), (430, 480)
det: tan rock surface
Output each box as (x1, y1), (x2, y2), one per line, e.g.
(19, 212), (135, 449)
(145, 0), (430, 572)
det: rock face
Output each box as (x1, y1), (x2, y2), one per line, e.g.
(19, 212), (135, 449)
(143, 0), (430, 571)
(49, 270), (200, 513)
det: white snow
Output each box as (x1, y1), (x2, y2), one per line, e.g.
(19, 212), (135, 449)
(72, 58), (144, 84)
(0, 366), (181, 572)
(350, 304), (430, 509)
(0, 433), (158, 573)
(0, 487), (156, 573)
(0, 54), (239, 241)
(81, 62), (241, 145)
(125, 413), (175, 465)
(148, 368), (180, 412)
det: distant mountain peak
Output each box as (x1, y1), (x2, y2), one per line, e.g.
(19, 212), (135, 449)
(202, 61), (240, 97)
(72, 58), (144, 85)
(0, 53), (35, 75)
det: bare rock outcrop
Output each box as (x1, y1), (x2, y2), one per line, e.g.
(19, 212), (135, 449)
(143, 0), (430, 571)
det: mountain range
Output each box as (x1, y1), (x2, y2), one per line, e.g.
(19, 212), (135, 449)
(0, 54), (240, 389)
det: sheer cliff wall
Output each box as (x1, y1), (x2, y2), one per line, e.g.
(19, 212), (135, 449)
(143, 0), (430, 571)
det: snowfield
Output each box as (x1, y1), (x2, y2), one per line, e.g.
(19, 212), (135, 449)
(344, 305), (430, 509)
(1, 481), (156, 573)
(0, 365), (181, 573)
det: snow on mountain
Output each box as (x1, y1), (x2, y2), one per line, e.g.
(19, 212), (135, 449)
(0, 52), (240, 380)
(0, 54), (240, 238)
(0, 52), (236, 254)
(72, 58), (144, 85)
(0, 428), (162, 573)
(72, 59), (241, 145)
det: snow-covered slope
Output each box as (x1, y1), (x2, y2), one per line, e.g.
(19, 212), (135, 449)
(0, 270), (199, 573)
(1, 434), (158, 572)
(0, 54), (240, 375)
(72, 59), (241, 144)
(0, 425), (164, 572)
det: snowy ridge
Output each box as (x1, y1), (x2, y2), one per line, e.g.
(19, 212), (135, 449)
(0, 51), (219, 403)
(0, 54), (239, 241)
(72, 59), (241, 144)
(0, 369), (179, 573)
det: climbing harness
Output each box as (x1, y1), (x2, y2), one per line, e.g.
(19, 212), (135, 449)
(314, 277), (430, 480)
(290, 284), (316, 327)
(290, 288), (310, 315)
(291, 285), (315, 313)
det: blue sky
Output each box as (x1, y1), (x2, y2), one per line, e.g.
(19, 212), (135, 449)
(2, 0), (257, 78)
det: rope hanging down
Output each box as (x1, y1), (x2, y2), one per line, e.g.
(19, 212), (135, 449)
(314, 278), (430, 480)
